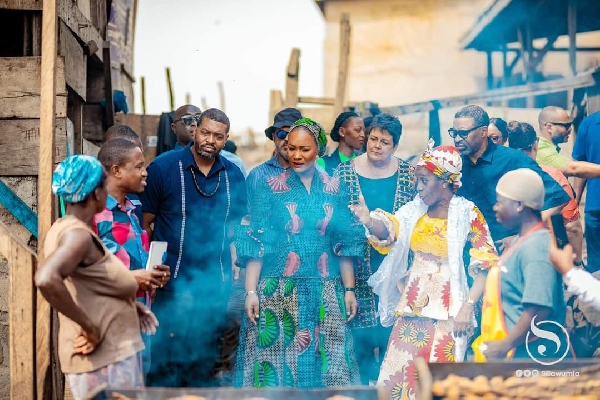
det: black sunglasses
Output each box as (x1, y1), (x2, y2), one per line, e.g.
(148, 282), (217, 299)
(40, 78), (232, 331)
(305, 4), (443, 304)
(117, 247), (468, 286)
(276, 130), (289, 140)
(549, 122), (572, 130)
(174, 115), (201, 126)
(448, 125), (485, 139)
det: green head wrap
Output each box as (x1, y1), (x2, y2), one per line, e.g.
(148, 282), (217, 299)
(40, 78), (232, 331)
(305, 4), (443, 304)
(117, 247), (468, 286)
(289, 118), (328, 157)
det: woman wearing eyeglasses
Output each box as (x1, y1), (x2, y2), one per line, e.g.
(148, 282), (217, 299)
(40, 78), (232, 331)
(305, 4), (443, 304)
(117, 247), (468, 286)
(317, 112), (366, 175)
(334, 113), (416, 384)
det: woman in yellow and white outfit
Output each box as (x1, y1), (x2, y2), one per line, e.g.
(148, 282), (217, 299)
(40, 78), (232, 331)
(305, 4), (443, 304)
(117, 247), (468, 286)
(350, 142), (498, 400)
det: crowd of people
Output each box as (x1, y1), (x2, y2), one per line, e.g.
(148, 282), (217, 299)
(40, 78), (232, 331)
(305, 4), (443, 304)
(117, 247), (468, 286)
(34, 102), (600, 399)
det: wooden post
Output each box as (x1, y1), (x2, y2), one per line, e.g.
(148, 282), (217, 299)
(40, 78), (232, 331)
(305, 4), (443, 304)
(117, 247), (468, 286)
(141, 76), (147, 115)
(217, 81), (225, 113)
(185, 92), (191, 105)
(334, 13), (351, 117)
(568, 0), (577, 76)
(284, 48), (300, 108)
(269, 89), (284, 125)
(429, 109), (441, 147)
(38, 0), (58, 399)
(2, 222), (37, 399)
(103, 42), (114, 127)
(166, 67), (175, 111)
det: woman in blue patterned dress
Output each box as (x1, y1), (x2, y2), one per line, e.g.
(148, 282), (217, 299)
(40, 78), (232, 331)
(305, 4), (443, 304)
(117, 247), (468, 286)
(234, 118), (363, 388)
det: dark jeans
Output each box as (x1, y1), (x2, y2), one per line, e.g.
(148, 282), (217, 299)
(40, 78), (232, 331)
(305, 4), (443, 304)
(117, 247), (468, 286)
(352, 325), (393, 384)
(585, 211), (600, 273)
(146, 289), (228, 388)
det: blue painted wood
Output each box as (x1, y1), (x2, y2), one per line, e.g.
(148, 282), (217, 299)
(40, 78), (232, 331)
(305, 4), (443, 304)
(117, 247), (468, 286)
(0, 180), (38, 238)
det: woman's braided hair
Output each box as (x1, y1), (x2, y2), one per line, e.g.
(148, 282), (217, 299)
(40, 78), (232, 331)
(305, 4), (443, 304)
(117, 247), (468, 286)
(289, 118), (328, 157)
(330, 111), (359, 143)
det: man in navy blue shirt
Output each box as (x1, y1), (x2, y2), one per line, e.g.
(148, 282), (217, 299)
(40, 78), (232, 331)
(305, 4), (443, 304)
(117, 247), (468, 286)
(573, 111), (600, 272)
(140, 108), (247, 387)
(451, 105), (570, 250)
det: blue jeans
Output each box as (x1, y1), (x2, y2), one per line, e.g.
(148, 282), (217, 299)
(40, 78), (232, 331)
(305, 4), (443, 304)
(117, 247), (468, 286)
(585, 211), (600, 273)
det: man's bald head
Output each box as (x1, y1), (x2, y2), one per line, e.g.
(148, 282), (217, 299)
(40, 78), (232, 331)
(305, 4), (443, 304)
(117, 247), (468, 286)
(538, 106), (568, 127)
(174, 104), (201, 120)
(172, 104), (202, 147)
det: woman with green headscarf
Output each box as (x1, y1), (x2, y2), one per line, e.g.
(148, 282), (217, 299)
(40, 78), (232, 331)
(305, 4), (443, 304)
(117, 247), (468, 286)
(234, 118), (363, 388)
(35, 155), (158, 399)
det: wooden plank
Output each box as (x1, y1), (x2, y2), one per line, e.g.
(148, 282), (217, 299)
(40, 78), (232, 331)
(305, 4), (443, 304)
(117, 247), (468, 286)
(298, 96), (335, 106)
(0, 57), (67, 119)
(103, 42), (115, 127)
(115, 113), (160, 164)
(58, 21), (87, 100)
(89, 0), (106, 40)
(57, 0), (103, 62)
(368, 67), (599, 117)
(269, 90), (284, 125)
(82, 138), (100, 157)
(568, 0), (577, 76)
(0, 220), (37, 400)
(0, 121), (67, 176)
(0, 0), (42, 10)
(32, 12), (42, 56)
(334, 13), (351, 117)
(283, 48), (300, 108)
(77, 0), (91, 22)
(38, 1), (58, 399)
(217, 81), (226, 113)
(82, 103), (104, 142)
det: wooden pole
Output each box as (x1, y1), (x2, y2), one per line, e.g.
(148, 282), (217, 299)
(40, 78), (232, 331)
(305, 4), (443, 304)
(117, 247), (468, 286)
(38, 0), (58, 398)
(166, 67), (175, 111)
(568, 0), (577, 76)
(217, 81), (225, 113)
(334, 13), (351, 117)
(103, 42), (115, 127)
(269, 89), (284, 124)
(185, 92), (191, 105)
(2, 221), (37, 400)
(141, 76), (147, 115)
(284, 48), (300, 108)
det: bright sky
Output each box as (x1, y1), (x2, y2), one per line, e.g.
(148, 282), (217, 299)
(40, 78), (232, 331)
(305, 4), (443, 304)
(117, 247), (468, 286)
(133, 0), (325, 132)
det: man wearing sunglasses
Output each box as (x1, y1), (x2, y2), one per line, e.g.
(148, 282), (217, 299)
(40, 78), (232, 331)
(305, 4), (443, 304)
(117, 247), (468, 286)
(245, 108), (302, 209)
(450, 105), (570, 252)
(536, 106), (600, 179)
(171, 104), (202, 150)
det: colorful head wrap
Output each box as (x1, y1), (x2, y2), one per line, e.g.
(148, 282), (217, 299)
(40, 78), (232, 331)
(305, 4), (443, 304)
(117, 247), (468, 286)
(52, 155), (105, 203)
(289, 117), (328, 157)
(416, 139), (463, 189)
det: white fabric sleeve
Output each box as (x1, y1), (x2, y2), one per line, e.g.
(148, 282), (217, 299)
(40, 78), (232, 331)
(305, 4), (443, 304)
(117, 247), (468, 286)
(564, 268), (600, 311)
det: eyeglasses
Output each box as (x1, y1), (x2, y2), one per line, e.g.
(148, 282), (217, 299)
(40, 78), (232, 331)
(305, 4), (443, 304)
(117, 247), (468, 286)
(276, 130), (289, 140)
(448, 125), (485, 139)
(549, 122), (572, 130)
(174, 115), (201, 127)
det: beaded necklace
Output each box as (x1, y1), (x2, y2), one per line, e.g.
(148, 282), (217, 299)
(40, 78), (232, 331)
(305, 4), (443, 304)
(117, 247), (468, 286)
(190, 168), (221, 197)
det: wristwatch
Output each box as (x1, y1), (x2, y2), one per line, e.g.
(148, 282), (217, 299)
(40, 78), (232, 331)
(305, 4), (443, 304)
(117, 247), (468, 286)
(344, 287), (356, 293)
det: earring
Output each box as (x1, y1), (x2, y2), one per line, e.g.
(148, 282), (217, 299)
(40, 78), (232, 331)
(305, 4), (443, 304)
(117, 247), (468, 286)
(442, 183), (448, 188)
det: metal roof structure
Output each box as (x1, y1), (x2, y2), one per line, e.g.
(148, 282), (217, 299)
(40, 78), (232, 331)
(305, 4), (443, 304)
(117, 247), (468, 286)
(461, 0), (600, 51)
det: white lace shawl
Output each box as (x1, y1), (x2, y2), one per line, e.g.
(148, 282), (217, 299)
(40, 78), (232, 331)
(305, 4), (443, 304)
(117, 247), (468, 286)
(367, 195), (479, 327)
